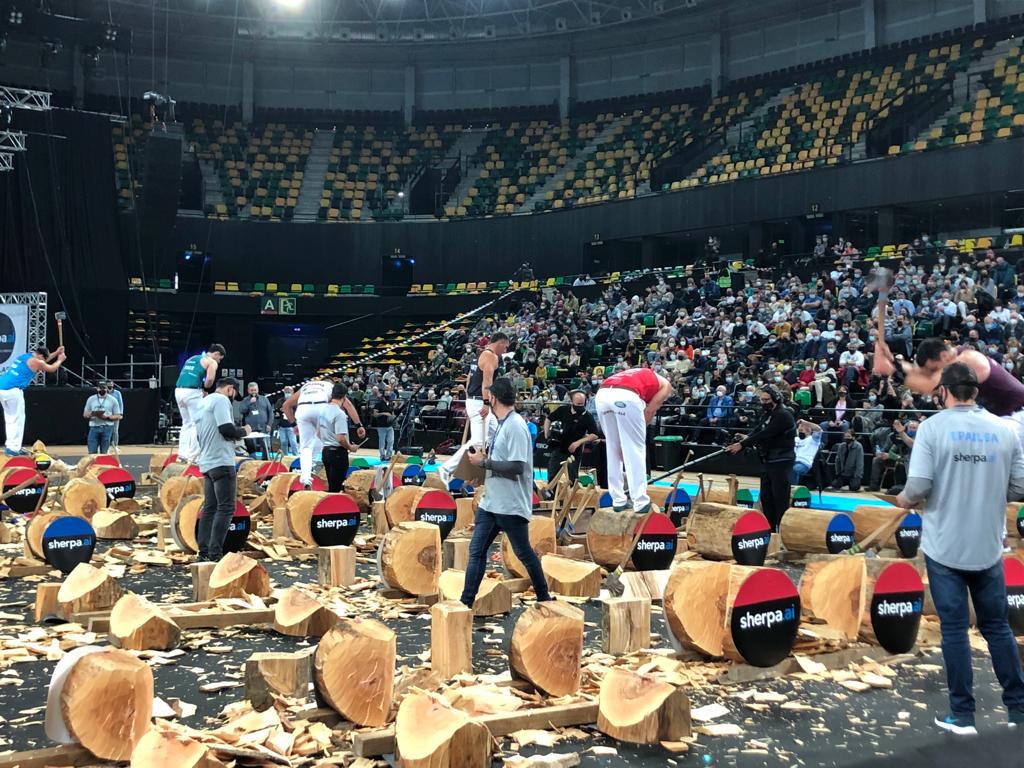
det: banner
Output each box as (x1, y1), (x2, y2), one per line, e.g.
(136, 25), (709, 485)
(0, 305), (28, 376)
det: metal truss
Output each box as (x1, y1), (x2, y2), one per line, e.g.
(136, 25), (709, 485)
(0, 85), (51, 112)
(0, 153), (11, 172)
(0, 294), (48, 380)
(0, 131), (26, 152)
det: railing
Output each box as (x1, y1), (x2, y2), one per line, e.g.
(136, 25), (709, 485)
(63, 355), (164, 389)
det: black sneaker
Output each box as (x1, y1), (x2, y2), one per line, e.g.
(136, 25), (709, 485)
(303, 482), (312, 491)
(612, 503), (630, 513)
(1008, 709), (1024, 727)
(934, 713), (977, 736)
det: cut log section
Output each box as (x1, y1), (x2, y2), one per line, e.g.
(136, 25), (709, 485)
(72, 455), (99, 478)
(437, 570), (512, 616)
(285, 490), (329, 544)
(267, 471), (299, 510)
(343, 469), (379, 516)
(849, 505), (908, 548)
(60, 478), (107, 521)
(55, 648), (154, 761)
(385, 486), (458, 539)
(147, 451), (173, 476)
(431, 601), (473, 679)
(780, 508), (857, 555)
(317, 546), (356, 588)
(799, 557), (867, 640)
(601, 597), (651, 655)
(108, 593), (181, 651)
(696, 474), (739, 505)
(502, 516), (556, 577)
(26, 512), (64, 560)
(170, 495), (203, 554)
(509, 601), (584, 696)
(313, 619), (395, 727)
(34, 583), (61, 622)
(378, 521), (441, 596)
(586, 509), (640, 567)
(686, 503), (771, 563)
(244, 650), (313, 711)
(395, 691), (491, 768)
(207, 553), (271, 599)
(541, 554), (601, 598)
(92, 509), (139, 540)
(130, 728), (223, 768)
(272, 587), (339, 637)
(158, 475), (203, 517)
(57, 563), (123, 620)
(597, 667), (690, 744)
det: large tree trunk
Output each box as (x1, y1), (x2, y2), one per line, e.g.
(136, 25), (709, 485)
(378, 521), (441, 596)
(92, 509), (139, 541)
(285, 490), (329, 545)
(597, 667), (690, 744)
(541, 554), (601, 598)
(395, 692), (491, 768)
(686, 503), (769, 562)
(509, 601), (584, 696)
(502, 517), (556, 577)
(158, 475), (203, 517)
(109, 593), (181, 651)
(26, 512), (63, 560)
(207, 553), (271, 599)
(273, 587), (339, 637)
(799, 557), (867, 640)
(779, 508), (856, 554)
(61, 478), (107, 521)
(586, 509), (639, 567)
(57, 563), (123, 620)
(313, 619), (395, 727)
(437, 570), (512, 616)
(130, 728), (223, 768)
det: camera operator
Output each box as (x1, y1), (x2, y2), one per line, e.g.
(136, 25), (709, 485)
(543, 390), (598, 483)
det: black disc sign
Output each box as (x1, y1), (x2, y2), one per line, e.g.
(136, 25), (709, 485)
(896, 513), (922, 558)
(98, 468), (136, 500)
(402, 465), (426, 486)
(2, 468), (47, 514)
(1005, 556), (1024, 636)
(630, 512), (677, 571)
(869, 562), (924, 654)
(731, 511), (771, 566)
(729, 568), (800, 667)
(825, 513), (856, 554)
(413, 490), (458, 541)
(1016, 506), (1024, 538)
(311, 494), (361, 547)
(289, 476), (326, 496)
(195, 500), (251, 553)
(663, 488), (692, 528)
(42, 516), (96, 574)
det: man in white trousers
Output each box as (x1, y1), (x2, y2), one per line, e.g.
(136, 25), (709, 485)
(595, 367), (673, 514)
(174, 344), (225, 462)
(282, 379), (365, 489)
(437, 333), (509, 485)
(0, 346), (66, 456)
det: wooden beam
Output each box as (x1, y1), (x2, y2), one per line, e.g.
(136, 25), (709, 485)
(87, 607), (275, 633)
(0, 745), (94, 768)
(2, 565), (56, 580)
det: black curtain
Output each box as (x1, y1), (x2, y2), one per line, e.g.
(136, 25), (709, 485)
(0, 108), (127, 361)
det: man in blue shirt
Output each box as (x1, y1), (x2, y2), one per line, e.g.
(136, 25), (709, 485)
(104, 381), (124, 452)
(83, 382), (122, 455)
(700, 385), (734, 440)
(0, 346), (66, 456)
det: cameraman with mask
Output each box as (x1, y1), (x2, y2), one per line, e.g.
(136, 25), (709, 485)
(543, 390), (599, 483)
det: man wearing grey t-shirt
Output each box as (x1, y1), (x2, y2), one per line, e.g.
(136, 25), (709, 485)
(195, 377), (250, 562)
(896, 363), (1024, 735)
(463, 377), (552, 606)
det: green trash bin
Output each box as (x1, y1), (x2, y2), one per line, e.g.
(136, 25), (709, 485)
(653, 435), (684, 470)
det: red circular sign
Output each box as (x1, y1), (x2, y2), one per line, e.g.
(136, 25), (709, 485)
(97, 467), (136, 500)
(256, 461), (288, 488)
(162, 453), (179, 469)
(729, 568), (800, 667)
(631, 512), (677, 571)
(1005, 556), (1024, 636)
(311, 494), (361, 546)
(870, 562), (924, 654)
(3, 456), (36, 471)
(731, 511), (771, 566)
(1, 468), (47, 514)
(414, 490), (458, 541)
(289, 476), (327, 495)
(196, 500), (251, 553)
(92, 455), (121, 468)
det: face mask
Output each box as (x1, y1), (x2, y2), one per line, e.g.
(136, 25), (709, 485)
(907, 430), (917, 438)
(989, 347), (998, 355)
(761, 401), (774, 411)
(843, 436), (854, 442)
(572, 405), (585, 414)
(725, 377), (733, 383)
(798, 433), (806, 440)
(868, 395), (877, 403)
(773, 376), (782, 383)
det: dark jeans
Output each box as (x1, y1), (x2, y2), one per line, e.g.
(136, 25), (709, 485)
(547, 450), (580, 484)
(244, 436), (271, 458)
(760, 459), (793, 531)
(197, 465), (237, 561)
(462, 507), (552, 605)
(321, 446), (349, 493)
(925, 555), (1024, 716)
(87, 424), (113, 454)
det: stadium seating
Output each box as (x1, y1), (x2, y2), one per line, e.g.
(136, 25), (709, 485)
(112, 114), (154, 210)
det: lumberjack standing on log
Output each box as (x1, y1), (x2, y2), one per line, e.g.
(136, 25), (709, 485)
(283, 379), (366, 490)
(724, 386), (796, 531)
(594, 367), (673, 514)
(463, 377), (552, 605)
(174, 344), (225, 462)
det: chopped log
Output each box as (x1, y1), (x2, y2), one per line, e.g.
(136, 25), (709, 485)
(207, 553), (271, 599)
(72, 456), (99, 478)
(170, 495), (202, 553)
(26, 512), (64, 560)
(696, 474), (739, 505)
(601, 597), (651, 655)
(541, 554), (601, 598)
(502, 517), (556, 577)
(586, 509), (640, 567)
(663, 561), (731, 656)
(34, 583), (61, 622)
(189, 562), (216, 602)
(454, 497), (475, 532)
(317, 546), (356, 587)
(60, 478), (107, 521)
(509, 601), (584, 696)
(110, 497), (142, 514)
(273, 587), (338, 637)
(272, 506), (289, 540)
(244, 650), (313, 711)
(158, 475), (203, 517)
(849, 505), (907, 548)
(799, 557), (867, 640)
(57, 563), (123, 620)
(313, 619), (395, 727)
(57, 648), (154, 761)
(437, 570), (512, 616)
(385, 486), (458, 539)
(395, 692), (491, 768)
(442, 537), (470, 571)
(108, 593), (181, 651)
(267, 471), (299, 510)
(597, 667), (690, 744)
(147, 451), (173, 476)
(130, 729), (223, 768)
(430, 601), (473, 679)
(779, 508), (853, 555)
(91, 509), (139, 541)
(284, 490), (328, 545)
(378, 521), (440, 596)
(686, 502), (766, 561)
(558, 543), (587, 560)
(343, 469), (378, 516)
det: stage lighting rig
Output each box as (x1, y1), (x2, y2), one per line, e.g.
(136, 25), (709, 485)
(0, 83), (51, 173)
(7, 7), (23, 26)
(0, 32), (7, 53)
(39, 37), (61, 66)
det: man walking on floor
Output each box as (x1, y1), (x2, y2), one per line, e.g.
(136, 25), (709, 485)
(174, 344), (225, 462)
(895, 363), (1024, 735)
(317, 383), (361, 493)
(0, 346), (66, 457)
(275, 386), (299, 456)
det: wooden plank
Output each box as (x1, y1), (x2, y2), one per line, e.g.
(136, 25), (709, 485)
(351, 701), (599, 757)
(0, 745), (94, 768)
(503, 577), (531, 594)
(87, 607), (275, 634)
(1, 565), (56, 580)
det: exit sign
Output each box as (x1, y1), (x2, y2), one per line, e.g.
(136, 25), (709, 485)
(260, 297), (297, 316)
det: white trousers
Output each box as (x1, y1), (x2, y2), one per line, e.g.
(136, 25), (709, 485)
(296, 402), (327, 484)
(439, 398), (498, 481)
(175, 387), (205, 462)
(0, 388), (25, 453)
(595, 387), (650, 511)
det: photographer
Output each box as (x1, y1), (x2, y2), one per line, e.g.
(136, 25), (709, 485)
(543, 390), (598, 483)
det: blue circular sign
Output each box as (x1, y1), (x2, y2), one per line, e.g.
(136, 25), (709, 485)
(42, 516), (96, 574)
(826, 513), (856, 554)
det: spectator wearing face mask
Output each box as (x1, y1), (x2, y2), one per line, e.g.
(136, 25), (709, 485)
(792, 419), (823, 485)
(700, 385), (734, 443)
(819, 387), (851, 447)
(832, 429), (865, 491)
(543, 390), (598, 484)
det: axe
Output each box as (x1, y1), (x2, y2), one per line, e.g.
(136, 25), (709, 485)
(54, 312), (67, 349)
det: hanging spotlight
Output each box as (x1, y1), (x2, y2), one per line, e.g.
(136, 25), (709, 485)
(0, 32), (7, 53)
(7, 7), (23, 26)
(82, 46), (100, 75)
(104, 25), (118, 43)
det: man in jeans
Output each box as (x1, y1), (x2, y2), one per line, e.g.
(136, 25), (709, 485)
(82, 382), (122, 454)
(275, 386), (299, 456)
(896, 363), (1024, 735)
(463, 377), (552, 606)
(195, 377), (250, 562)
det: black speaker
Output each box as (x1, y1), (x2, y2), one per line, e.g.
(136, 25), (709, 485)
(140, 133), (182, 237)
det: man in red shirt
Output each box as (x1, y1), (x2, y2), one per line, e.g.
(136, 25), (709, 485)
(595, 367), (673, 514)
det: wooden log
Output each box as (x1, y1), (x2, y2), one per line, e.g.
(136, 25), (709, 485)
(586, 509), (639, 567)
(147, 451), (173, 476)
(454, 496), (475, 532)
(601, 597), (651, 655)
(371, 500), (390, 536)
(285, 490), (328, 545)
(109, 497), (141, 514)
(509, 601), (584, 696)
(108, 593), (181, 651)
(849, 504), (907, 549)
(0, 746), (94, 768)
(266, 471), (299, 510)
(57, 563), (123, 620)
(343, 469), (378, 517)
(696, 474), (739, 505)
(686, 502), (766, 561)
(378, 521), (440, 596)
(190, 562), (216, 602)
(272, 587), (339, 637)
(317, 546), (356, 587)
(54, 648), (154, 761)
(34, 583), (61, 622)
(557, 543), (586, 560)
(26, 512), (64, 560)
(244, 650), (313, 711)
(60, 478), (107, 521)
(207, 553), (271, 599)
(442, 537), (470, 571)
(395, 692), (491, 768)
(799, 556), (867, 640)
(170, 495), (203, 554)
(541, 554), (601, 598)
(313, 619), (395, 727)
(437, 570), (512, 616)
(272, 507), (290, 540)
(779, 507), (854, 555)
(502, 516), (556, 578)
(431, 600), (473, 679)
(597, 667), (690, 744)
(91, 509), (139, 540)
(158, 475), (203, 518)
(130, 729), (223, 768)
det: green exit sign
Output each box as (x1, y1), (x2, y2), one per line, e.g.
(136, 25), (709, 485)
(260, 297), (297, 316)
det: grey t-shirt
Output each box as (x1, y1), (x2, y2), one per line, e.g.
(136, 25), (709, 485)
(318, 403), (348, 448)
(196, 392), (238, 473)
(480, 411), (534, 519)
(908, 405), (1024, 570)
(83, 393), (121, 427)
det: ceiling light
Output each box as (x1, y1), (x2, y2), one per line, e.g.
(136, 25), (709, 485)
(273, 0), (304, 10)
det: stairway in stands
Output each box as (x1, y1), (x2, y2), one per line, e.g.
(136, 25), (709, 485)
(517, 120), (618, 212)
(441, 130), (490, 212)
(294, 129), (336, 221)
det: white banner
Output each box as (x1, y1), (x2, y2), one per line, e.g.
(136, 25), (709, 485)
(0, 305), (29, 376)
